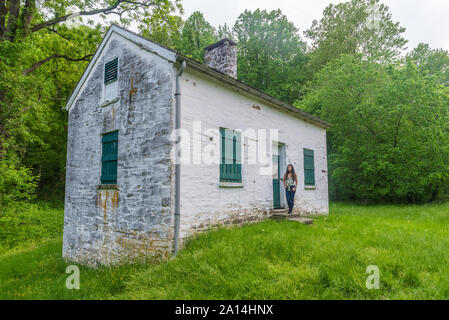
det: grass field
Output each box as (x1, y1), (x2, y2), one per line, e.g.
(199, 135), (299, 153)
(1, 203), (449, 299)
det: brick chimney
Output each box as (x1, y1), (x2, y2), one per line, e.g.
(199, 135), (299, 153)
(204, 38), (237, 79)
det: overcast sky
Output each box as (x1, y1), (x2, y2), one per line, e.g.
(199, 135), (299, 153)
(181, 0), (449, 52)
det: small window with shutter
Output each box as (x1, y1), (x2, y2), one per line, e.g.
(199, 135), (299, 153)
(220, 128), (242, 183)
(101, 131), (118, 185)
(303, 148), (315, 186)
(104, 57), (118, 85)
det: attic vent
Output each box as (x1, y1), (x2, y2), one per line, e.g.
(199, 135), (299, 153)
(104, 58), (118, 85)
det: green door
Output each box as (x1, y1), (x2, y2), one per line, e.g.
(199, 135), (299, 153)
(272, 154), (281, 209)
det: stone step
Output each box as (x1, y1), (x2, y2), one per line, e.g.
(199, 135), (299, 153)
(270, 213), (314, 225)
(272, 208), (288, 214)
(271, 213), (302, 219)
(287, 217), (314, 225)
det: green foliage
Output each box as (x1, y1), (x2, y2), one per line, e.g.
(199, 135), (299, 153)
(305, 0), (407, 73)
(0, 202), (63, 253)
(0, 0), (182, 203)
(0, 160), (38, 206)
(0, 25), (102, 202)
(0, 0), (183, 42)
(233, 9), (308, 104)
(2, 203), (449, 299)
(299, 54), (449, 202)
(217, 23), (234, 40)
(175, 11), (217, 61)
(138, 13), (184, 47)
(407, 43), (449, 86)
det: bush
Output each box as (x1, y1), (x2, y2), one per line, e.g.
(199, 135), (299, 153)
(0, 201), (63, 254)
(0, 159), (38, 207)
(300, 55), (449, 203)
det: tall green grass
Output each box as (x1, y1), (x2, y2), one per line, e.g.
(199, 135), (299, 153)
(119, 204), (449, 299)
(0, 202), (64, 254)
(1, 203), (449, 299)
(0, 239), (145, 299)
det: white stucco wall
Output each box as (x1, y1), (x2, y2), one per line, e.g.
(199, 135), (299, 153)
(178, 68), (329, 239)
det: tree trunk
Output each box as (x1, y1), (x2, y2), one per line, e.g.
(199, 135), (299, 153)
(5, 0), (20, 41)
(21, 0), (36, 35)
(0, 0), (6, 40)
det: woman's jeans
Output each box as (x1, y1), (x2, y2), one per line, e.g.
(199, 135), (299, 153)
(286, 189), (296, 214)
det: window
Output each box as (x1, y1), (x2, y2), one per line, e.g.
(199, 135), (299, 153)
(104, 57), (118, 85)
(101, 131), (118, 185)
(303, 149), (315, 186)
(104, 57), (118, 102)
(220, 128), (242, 183)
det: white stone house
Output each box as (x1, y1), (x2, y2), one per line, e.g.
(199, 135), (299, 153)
(63, 25), (330, 265)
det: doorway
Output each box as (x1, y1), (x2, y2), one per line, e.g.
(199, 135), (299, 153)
(272, 142), (286, 209)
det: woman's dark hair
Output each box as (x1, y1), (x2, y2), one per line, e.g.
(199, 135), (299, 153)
(284, 164), (297, 181)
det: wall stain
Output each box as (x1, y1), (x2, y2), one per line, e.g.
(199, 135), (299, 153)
(97, 189), (119, 223)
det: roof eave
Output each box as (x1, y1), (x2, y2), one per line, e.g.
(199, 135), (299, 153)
(176, 54), (331, 130)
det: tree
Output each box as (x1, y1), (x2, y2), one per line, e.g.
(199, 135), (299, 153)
(305, 0), (407, 73)
(217, 23), (233, 40)
(0, 0), (182, 71)
(0, 25), (102, 203)
(233, 9), (308, 104)
(176, 11), (217, 61)
(407, 43), (449, 86)
(0, 0), (183, 203)
(138, 14), (183, 48)
(0, 0), (182, 41)
(300, 54), (449, 203)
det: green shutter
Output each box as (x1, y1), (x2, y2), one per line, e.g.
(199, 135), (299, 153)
(304, 149), (315, 186)
(220, 128), (242, 183)
(104, 58), (118, 85)
(101, 131), (118, 184)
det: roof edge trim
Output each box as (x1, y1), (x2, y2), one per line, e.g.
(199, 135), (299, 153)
(176, 54), (331, 129)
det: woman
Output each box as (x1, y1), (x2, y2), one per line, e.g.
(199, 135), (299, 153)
(283, 164), (298, 214)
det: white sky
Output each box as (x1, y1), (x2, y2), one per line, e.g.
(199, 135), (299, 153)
(181, 0), (449, 52)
